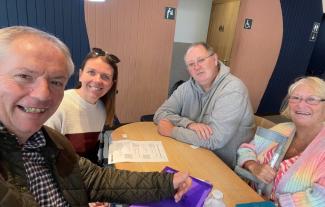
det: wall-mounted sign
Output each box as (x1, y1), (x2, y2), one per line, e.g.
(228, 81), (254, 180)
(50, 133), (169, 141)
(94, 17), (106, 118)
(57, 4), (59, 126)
(312, 22), (320, 33)
(244, 18), (252, 29)
(309, 22), (320, 42)
(310, 32), (318, 42)
(218, 25), (224, 32)
(165, 7), (176, 20)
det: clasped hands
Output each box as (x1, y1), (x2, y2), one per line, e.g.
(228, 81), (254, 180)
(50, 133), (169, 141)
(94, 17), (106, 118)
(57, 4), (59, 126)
(158, 119), (212, 139)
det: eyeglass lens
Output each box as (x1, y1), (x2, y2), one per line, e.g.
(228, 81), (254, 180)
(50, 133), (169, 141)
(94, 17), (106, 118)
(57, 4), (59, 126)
(187, 53), (214, 68)
(289, 96), (325, 105)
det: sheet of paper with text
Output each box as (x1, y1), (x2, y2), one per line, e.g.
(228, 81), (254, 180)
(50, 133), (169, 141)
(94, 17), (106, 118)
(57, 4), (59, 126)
(108, 140), (168, 164)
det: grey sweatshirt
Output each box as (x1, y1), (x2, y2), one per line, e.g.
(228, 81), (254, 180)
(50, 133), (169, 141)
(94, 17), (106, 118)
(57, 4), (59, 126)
(154, 62), (254, 168)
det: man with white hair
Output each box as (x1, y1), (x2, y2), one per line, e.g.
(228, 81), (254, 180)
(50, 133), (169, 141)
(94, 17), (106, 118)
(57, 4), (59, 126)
(154, 42), (254, 168)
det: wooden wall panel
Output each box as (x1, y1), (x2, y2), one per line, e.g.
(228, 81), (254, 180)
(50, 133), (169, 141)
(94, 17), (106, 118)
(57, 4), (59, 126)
(85, 0), (178, 123)
(230, 0), (283, 112)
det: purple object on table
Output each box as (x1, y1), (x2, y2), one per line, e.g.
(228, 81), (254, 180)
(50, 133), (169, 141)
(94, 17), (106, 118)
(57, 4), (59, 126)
(130, 166), (213, 207)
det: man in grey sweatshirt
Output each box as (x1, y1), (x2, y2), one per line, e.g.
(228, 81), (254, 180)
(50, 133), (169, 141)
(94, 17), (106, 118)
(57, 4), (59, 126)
(154, 42), (254, 169)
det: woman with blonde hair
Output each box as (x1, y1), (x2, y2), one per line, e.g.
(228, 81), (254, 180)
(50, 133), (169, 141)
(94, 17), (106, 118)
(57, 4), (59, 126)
(237, 76), (325, 206)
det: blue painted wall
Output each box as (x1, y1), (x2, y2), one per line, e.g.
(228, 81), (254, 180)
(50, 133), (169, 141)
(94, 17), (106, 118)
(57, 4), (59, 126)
(307, 15), (325, 77)
(0, 0), (90, 88)
(257, 0), (323, 115)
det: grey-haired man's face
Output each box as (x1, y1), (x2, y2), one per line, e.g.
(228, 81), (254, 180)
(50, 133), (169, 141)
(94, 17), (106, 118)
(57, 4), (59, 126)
(185, 45), (219, 91)
(0, 35), (69, 141)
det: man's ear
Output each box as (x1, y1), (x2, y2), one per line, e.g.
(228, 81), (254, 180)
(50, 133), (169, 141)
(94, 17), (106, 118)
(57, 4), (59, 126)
(213, 53), (218, 65)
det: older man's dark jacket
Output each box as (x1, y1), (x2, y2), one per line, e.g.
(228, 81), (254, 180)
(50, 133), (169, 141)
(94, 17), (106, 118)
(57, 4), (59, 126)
(0, 126), (175, 206)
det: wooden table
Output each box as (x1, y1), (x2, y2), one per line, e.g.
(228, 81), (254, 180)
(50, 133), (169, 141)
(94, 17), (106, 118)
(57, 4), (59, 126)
(111, 122), (263, 206)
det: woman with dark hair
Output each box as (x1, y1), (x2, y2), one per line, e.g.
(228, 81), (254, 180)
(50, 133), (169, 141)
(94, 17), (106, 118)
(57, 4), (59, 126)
(46, 47), (119, 163)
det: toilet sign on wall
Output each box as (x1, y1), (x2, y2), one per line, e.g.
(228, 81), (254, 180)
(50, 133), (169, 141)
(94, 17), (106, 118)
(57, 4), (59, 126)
(309, 22), (320, 42)
(165, 7), (176, 20)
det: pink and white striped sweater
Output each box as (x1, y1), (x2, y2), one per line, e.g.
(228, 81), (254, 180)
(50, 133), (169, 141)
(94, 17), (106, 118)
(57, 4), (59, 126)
(237, 123), (325, 207)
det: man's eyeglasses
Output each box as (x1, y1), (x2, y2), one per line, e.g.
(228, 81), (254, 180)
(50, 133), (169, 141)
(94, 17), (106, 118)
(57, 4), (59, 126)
(186, 53), (214, 69)
(288, 95), (325, 105)
(92, 47), (120, 64)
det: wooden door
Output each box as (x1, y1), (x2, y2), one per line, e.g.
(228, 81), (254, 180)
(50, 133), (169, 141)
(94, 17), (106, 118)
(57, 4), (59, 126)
(207, 0), (240, 65)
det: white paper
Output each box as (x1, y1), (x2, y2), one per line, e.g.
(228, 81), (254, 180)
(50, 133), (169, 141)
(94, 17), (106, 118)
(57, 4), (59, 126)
(108, 140), (168, 164)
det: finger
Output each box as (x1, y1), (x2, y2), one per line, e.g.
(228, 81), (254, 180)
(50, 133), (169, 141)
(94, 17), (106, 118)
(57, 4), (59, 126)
(195, 129), (204, 139)
(258, 171), (274, 184)
(181, 181), (190, 191)
(157, 126), (164, 135)
(201, 130), (209, 139)
(264, 176), (273, 184)
(197, 127), (207, 140)
(160, 118), (169, 123)
(259, 175), (271, 184)
(173, 172), (189, 188)
(197, 125), (210, 139)
(198, 129), (206, 139)
(158, 119), (164, 126)
(183, 178), (192, 192)
(207, 125), (213, 135)
(194, 124), (210, 139)
(174, 176), (192, 202)
(159, 119), (169, 126)
(201, 127), (211, 139)
(187, 123), (195, 130)
(260, 175), (270, 184)
(269, 169), (277, 177)
(174, 185), (187, 202)
(174, 192), (182, 203)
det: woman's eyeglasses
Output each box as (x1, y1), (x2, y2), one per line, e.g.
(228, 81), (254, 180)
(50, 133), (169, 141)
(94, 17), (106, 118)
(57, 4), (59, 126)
(92, 47), (120, 64)
(288, 95), (325, 105)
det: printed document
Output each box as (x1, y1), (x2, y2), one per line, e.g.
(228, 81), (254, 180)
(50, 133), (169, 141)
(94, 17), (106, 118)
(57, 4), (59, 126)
(108, 140), (168, 164)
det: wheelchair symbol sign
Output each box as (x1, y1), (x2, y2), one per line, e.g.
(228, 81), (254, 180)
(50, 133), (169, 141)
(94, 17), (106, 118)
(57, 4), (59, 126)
(244, 18), (253, 29)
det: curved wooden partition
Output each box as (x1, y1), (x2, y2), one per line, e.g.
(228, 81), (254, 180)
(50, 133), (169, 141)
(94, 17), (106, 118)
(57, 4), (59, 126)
(84, 0), (178, 123)
(230, 0), (283, 112)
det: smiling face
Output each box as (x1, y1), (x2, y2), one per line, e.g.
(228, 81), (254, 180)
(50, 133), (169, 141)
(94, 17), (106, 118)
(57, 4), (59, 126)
(288, 83), (325, 128)
(184, 44), (219, 91)
(0, 35), (69, 142)
(77, 57), (114, 104)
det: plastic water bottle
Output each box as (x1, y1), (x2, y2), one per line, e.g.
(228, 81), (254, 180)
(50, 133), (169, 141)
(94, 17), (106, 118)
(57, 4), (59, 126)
(203, 189), (226, 207)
